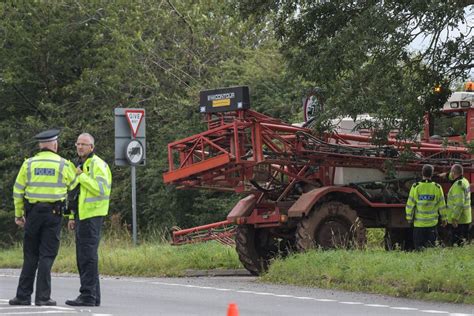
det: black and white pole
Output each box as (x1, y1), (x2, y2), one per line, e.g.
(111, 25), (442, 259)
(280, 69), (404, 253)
(125, 139), (144, 246)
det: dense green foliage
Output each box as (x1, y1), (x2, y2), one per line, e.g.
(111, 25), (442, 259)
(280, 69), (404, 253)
(0, 1), (472, 245)
(0, 1), (301, 244)
(237, 1), (473, 139)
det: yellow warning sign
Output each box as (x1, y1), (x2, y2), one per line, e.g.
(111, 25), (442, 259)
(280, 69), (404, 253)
(212, 99), (231, 107)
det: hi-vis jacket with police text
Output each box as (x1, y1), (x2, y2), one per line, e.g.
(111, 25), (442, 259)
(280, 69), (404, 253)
(13, 150), (78, 217)
(447, 177), (472, 224)
(72, 154), (112, 220)
(405, 180), (446, 227)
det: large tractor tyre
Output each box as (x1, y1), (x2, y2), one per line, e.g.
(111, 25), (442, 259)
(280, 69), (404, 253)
(235, 225), (288, 276)
(296, 201), (366, 251)
(384, 228), (414, 251)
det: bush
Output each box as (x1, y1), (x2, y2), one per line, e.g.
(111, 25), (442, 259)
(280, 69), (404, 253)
(0, 210), (22, 248)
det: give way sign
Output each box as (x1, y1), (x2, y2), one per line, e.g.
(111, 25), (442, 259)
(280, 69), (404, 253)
(125, 109), (145, 138)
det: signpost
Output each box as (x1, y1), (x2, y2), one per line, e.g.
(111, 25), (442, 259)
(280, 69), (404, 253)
(114, 108), (146, 245)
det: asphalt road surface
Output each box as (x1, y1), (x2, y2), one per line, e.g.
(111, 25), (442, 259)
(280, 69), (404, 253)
(0, 269), (472, 316)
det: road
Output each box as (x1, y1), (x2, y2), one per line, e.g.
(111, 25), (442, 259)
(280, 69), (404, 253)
(0, 269), (472, 316)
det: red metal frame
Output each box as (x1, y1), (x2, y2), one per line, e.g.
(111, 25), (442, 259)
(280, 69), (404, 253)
(171, 220), (236, 246)
(163, 109), (471, 191)
(163, 109), (473, 242)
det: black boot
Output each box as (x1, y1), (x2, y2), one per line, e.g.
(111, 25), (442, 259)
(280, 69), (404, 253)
(65, 297), (95, 306)
(9, 297), (31, 305)
(35, 299), (57, 306)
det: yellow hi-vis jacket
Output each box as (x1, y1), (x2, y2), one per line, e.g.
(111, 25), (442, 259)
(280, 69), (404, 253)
(72, 154), (112, 220)
(406, 180), (446, 227)
(447, 177), (472, 224)
(13, 150), (78, 217)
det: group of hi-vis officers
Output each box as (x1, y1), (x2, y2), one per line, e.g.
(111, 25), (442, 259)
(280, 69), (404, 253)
(9, 129), (112, 307)
(406, 163), (472, 250)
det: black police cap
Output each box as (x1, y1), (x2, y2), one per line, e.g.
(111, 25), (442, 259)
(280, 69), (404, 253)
(34, 129), (60, 143)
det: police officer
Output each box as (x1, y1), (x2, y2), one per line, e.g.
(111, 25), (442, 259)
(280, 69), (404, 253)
(65, 133), (112, 307)
(9, 129), (77, 306)
(445, 164), (472, 246)
(406, 164), (446, 250)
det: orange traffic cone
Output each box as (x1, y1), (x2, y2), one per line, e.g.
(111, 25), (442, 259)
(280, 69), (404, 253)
(227, 303), (239, 316)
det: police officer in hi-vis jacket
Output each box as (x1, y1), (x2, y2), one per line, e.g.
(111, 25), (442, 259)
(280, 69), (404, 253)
(9, 129), (78, 306)
(445, 164), (472, 246)
(406, 164), (446, 250)
(65, 133), (112, 307)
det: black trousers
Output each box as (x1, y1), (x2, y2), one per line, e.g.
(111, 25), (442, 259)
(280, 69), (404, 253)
(413, 226), (437, 251)
(75, 216), (103, 304)
(451, 224), (470, 246)
(16, 204), (62, 301)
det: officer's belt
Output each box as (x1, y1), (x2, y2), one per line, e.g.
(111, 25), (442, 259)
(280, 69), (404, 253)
(27, 201), (65, 214)
(32, 202), (60, 207)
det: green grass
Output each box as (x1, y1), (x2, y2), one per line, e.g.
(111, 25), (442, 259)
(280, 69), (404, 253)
(2, 228), (473, 304)
(0, 239), (242, 277)
(262, 245), (474, 304)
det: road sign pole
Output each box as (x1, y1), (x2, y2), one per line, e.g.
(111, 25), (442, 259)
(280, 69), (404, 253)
(115, 108), (146, 247)
(131, 164), (137, 246)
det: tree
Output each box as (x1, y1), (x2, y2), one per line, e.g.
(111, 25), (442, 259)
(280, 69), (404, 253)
(0, 0), (303, 243)
(236, 0), (473, 140)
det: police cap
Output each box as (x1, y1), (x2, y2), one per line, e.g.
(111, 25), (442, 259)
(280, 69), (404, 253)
(34, 129), (60, 143)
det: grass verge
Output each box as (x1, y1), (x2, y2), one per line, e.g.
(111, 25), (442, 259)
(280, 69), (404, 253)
(262, 245), (474, 304)
(2, 230), (473, 305)
(0, 239), (241, 277)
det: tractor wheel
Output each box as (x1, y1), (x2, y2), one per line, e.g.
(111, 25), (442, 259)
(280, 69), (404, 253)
(296, 201), (366, 251)
(235, 225), (288, 276)
(384, 228), (414, 251)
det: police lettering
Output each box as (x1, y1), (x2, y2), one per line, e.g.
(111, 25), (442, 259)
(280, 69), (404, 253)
(418, 194), (435, 201)
(34, 168), (56, 176)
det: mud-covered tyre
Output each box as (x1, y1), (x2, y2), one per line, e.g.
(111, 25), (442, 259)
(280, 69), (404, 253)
(296, 201), (366, 251)
(384, 228), (414, 251)
(235, 225), (288, 276)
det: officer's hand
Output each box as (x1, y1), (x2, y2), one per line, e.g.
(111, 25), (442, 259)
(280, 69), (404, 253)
(76, 166), (83, 175)
(441, 220), (448, 227)
(68, 220), (76, 231)
(452, 219), (458, 228)
(15, 217), (25, 228)
(407, 220), (413, 225)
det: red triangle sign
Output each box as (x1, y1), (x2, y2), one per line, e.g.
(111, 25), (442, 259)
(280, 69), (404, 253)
(125, 109), (145, 138)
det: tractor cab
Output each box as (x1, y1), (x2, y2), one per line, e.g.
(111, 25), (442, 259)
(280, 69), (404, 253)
(424, 82), (474, 145)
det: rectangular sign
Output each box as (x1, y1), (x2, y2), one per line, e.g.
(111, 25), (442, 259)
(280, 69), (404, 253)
(199, 86), (250, 113)
(114, 108), (146, 166)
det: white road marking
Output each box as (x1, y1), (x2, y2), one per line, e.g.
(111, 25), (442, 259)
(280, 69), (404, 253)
(251, 292), (273, 296)
(314, 298), (336, 302)
(0, 312), (76, 315)
(0, 306), (74, 311)
(149, 281), (473, 316)
(391, 307), (419, 311)
(364, 304), (389, 307)
(273, 294), (294, 298)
